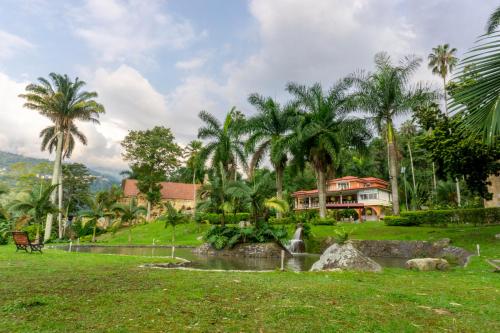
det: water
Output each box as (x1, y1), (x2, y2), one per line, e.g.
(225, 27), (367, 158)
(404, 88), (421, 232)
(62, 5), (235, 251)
(54, 245), (409, 271)
(287, 227), (305, 253)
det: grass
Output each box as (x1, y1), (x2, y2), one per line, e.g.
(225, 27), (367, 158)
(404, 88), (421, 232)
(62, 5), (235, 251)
(1, 223), (498, 332)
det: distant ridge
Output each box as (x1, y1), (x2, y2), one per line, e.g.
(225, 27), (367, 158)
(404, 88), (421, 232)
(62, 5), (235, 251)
(0, 150), (120, 192)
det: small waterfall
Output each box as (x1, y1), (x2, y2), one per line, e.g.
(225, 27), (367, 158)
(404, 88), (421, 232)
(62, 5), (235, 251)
(287, 227), (305, 254)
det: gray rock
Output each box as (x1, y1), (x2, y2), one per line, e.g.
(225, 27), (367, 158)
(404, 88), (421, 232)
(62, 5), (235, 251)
(310, 242), (382, 272)
(193, 242), (291, 258)
(495, 234), (500, 240)
(433, 238), (451, 247)
(405, 258), (449, 271)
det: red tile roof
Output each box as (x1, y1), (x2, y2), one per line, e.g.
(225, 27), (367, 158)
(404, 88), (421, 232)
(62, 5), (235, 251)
(122, 179), (200, 200)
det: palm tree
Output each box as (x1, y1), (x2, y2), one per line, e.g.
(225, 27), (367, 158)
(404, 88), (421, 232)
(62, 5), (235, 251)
(197, 108), (247, 180)
(19, 73), (105, 242)
(349, 53), (434, 215)
(159, 202), (186, 258)
(79, 196), (113, 242)
(487, 5), (500, 34)
(428, 44), (458, 115)
(286, 81), (370, 218)
(449, 8), (500, 144)
(9, 184), (58, 240)
(112, 198), (147, 244)
(245, 94), (297, 217)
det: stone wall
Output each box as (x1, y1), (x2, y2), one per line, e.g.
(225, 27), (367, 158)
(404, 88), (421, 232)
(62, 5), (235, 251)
(193, 242), (292, 258)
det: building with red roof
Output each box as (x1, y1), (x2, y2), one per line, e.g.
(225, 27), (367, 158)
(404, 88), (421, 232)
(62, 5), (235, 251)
(122, 179), (200, 216)
(292, 176), (392, 220)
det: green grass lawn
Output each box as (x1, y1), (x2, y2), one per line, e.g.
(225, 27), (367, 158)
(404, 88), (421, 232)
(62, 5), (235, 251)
(1, 222), (499, 332)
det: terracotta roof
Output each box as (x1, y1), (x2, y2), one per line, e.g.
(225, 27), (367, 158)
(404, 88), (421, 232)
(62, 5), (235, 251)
(293, 175), (389, 197)
(122, 179), (200, 200)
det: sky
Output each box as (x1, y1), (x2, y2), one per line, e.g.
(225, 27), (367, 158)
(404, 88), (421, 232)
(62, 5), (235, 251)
(0, 0), (497, 174)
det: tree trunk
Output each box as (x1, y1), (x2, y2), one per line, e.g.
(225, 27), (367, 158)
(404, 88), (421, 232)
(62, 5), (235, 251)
(171, 226), (175, 259)
(146, 201), (151, 221)
(276, 165), (284, 219)
(456, 178), (462, 207)
(407, 142), (417, 209)
(317, 169), (327, 218)
(92, 225), (97, 243)
(44, 131), (63, 242)
(443, 76), (448, 116)
(58, 167), (63, 239)
(387, 122), (400, 215)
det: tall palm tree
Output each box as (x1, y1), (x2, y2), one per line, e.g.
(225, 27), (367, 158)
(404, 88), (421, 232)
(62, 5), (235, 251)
(40, 123), (89, 239)
(245, 94), (297, 217)
(19, 73), (105, 242)
(197, 108), (247, 180)
(349, 53), (434, 215)
(9, 184), (58, 240)
(286, 81), (370, 218)
(428, 44), (458, 115)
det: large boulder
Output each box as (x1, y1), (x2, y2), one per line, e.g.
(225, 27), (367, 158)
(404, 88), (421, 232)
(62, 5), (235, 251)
(405, 258), (449, 271)
(310, 242), (382, 272)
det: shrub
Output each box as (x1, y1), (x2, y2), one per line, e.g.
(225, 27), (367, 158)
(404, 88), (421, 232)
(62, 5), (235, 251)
(204, 223), (288, 249)
(195, 212), (250, 225)
(309, 217), (337, 225)
(384, 207), (500, 226)
(383, 216), (413, 226)
(268, 217), (294, 225)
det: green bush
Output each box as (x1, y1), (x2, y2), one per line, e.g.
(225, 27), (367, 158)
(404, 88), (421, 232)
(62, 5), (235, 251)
(195, 212), (251, 225)
(309, 217), (337, 225)
(268, 217), (294, 225)
(383, 216), (412, 226)
(204, 223), (288, 249)
(384, 207), (500, 226)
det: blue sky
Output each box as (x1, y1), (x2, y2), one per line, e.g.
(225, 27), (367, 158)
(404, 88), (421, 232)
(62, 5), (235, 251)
(0, 0), (497, 173)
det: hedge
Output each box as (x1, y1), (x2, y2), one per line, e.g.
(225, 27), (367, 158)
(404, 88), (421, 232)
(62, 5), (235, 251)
(195, 213), (250, 225)
(384, 207), (500, 226)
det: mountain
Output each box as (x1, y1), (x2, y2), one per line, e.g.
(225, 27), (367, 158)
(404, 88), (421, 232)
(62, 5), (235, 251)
(0, 150), (120, 192)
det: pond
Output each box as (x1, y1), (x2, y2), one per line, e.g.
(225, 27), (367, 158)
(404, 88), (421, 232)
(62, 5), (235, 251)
(54, 245), (408, 271)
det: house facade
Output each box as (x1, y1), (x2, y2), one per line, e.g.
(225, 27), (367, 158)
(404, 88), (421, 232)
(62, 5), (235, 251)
(292, 176), (392, 220)
(121, 179), (199, 216)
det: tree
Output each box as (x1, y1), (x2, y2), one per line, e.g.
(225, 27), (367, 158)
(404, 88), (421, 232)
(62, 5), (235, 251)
(79, 196), (114, 242)
(245, 93), (297, 217)
(286, 81), (370, 218)
(486, 5), (500, 34)
(19, 73), (105, 242)
(350, 52), (434, 215)
(61, 163), (95, 234)
(428, 44), (458, 114)
(9, 184), (58, 240)
(197, 108), (247, 180)
(420, 117), (500, 200)
(159, 202), (186, 258)
(121, 126), (182, 220)
(112, 198), (146, 244)
(450, 32), (500, 144)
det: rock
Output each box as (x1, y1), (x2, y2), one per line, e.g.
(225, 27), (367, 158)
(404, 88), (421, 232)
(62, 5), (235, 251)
(238, 221), (251, 228)
(433, 238), (451, 247)
(310, 242), (382, 272)
(193, 242), (292, 258)
(405, 258), (449, 271)
(495, 233), (500, 240)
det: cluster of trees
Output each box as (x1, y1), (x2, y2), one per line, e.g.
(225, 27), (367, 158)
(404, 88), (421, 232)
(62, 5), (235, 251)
(2, 7), (500, 243)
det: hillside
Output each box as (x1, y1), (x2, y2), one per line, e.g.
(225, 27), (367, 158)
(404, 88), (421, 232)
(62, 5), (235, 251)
(0, 150), (120, 192)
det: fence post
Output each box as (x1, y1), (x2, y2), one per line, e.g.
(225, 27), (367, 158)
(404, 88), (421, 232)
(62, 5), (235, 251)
(280, 250), (285, 271)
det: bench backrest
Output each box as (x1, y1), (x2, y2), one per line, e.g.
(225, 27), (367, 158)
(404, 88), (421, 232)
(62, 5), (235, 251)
(12, 232), (30, 245)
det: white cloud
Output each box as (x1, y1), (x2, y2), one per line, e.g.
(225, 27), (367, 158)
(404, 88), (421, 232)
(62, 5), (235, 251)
(71, 0), (198, 63)
(0, 30), (34, 60)
(175, 56), (208, 70)
(0, 72), (51, 158)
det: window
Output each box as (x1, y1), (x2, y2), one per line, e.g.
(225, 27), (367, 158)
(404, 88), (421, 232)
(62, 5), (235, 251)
(360, 193), (378, 200)
(337, 182), (349, 190)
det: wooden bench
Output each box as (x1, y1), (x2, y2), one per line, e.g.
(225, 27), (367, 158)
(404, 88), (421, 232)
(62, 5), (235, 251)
(11, 231), (44, 253)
